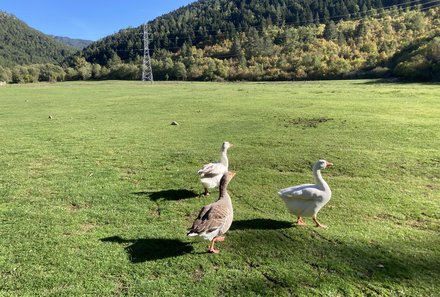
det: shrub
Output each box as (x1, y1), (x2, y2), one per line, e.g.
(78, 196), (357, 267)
(394, 54), (431, 80)
(0, 66), (12, 83)
(38, 64), (65, 82)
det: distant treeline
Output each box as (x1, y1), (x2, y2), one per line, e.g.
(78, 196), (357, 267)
(0, 59), (140, 83)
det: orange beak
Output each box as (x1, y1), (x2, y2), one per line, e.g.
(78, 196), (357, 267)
(326, 161), (333, 167)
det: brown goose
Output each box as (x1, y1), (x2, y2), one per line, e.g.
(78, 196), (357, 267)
(187, 171), (236, 253)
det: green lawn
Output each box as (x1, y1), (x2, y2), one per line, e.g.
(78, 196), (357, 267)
(0, 80), (439, 296)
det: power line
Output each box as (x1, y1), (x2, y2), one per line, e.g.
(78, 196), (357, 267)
(110, 2), (439, 55)
(155, 2), (439, 52)
(149, 0), (438, 41)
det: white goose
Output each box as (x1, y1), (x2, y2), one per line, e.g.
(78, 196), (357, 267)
(197, 141), (233, 196)
(278, 160), (333, 228)
(187, 171), (236, 253)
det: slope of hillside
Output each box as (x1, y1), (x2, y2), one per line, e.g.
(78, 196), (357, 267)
(80, 0), (437, 65)
(50, 35), (93, 49)
(390, 35), (440, 80)
(0, 12), (76, 67)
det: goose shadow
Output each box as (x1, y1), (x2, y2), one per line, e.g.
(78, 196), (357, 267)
(231, 219), (292, 230)
(100, 236), (193, 263)
(230, 230), (440, 284)
(132, 189), (199, 201)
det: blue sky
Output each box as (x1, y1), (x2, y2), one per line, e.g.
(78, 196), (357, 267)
(1, 0), (196, 41)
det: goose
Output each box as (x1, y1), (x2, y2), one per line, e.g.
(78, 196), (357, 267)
(197, 141), (233, 196)
(187, 171), (236, 254)
(278, 160), (333, 228)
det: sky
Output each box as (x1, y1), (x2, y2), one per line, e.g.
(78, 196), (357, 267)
(0, 0), (196, 41)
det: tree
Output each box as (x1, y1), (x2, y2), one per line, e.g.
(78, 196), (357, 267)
(38, 64), (65, 82)
(0, 66), (12, 82)
(65, 67), (79, 81)
(108, 63), (140, 80)
(106, 51), (123, 67)
(11, 65), (39, 83)
(323, 21), (338, 40)
(91, 64), (102, 79)
(77, 64), (92, 80)
(394, 54), (431, 80)
(72, 57), (92, 80)
(406, 12), (426, 32)
(174, 62), (187, 80)
(203, 60), (217, 80)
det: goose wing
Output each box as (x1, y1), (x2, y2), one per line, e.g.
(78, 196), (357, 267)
(187, 201), (231, 236)
(197, 162), (227, 177)
(278, 184), (323, 200)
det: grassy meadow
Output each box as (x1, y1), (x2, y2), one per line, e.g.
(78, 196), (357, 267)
(0, 80), (439, 296)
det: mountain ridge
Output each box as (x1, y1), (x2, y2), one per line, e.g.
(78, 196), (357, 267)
(0, 11), (76, 67)
(49, 35), (93, 49)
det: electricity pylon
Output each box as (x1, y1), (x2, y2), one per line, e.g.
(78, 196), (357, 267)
(142, 23), (153, 82)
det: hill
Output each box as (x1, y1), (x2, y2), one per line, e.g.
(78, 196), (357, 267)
(0, 12), (76, 67)
(76, 3), (439, 82)
(80, 0), (438, 65)
(50, 35), (93, 49)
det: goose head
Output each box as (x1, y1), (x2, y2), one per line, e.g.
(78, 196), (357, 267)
(314, 160), (333, 170)
(219, 171), (237, 193)
(220, 170), (236, 185)
(221, 141), (233, 151)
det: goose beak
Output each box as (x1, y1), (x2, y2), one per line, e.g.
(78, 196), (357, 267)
(326, 161), (333, 167)
(229, 143), (234, 148)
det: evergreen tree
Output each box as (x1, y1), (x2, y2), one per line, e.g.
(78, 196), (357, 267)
(324, 21), (338, 40)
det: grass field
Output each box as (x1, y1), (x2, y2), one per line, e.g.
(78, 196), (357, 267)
(0, 80), (439, 296)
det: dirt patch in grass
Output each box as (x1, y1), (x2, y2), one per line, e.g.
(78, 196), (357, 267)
(284, 117), (334, 128)
(118, 167), (137, 180)
(375, 213), (438, 231)
(63, 223), (97, 236)
(79, 223), (96, 234)
(66, 202), (90, 212)
(192, 268), (204, 282)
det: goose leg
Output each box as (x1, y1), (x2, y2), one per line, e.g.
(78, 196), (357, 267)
(312, 216), (327, 228)
(208, 236), (225, 254)
(296, 216), (306, 225)
(203, 188), (210, 196)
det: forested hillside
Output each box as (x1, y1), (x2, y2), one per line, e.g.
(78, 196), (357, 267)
(76, 4), (439, 81)
(0, 12), (76, 67)
(80, 0), (437, 64)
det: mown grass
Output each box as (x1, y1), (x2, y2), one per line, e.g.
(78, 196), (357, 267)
(0, 80), (439, 296)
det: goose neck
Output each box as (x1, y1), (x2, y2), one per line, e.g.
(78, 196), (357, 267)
(313, 167), (330, 192)
(220, 149), (229, 167)
(219, 179), (229, 196)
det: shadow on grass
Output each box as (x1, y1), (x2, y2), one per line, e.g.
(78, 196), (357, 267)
(360, 78), (440, 85)
(230, 229), (440, 284)
(132, 189), (199, 201)
(231, 219), (292, 230)
(101, 236), (193, 262)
